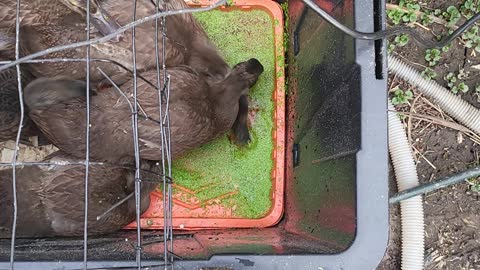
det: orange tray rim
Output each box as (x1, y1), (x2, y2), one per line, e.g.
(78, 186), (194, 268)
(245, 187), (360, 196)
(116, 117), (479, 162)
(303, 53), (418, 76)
(125, 0), (286, 230)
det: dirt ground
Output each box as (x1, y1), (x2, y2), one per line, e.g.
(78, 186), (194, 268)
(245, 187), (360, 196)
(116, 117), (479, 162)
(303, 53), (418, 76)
(379, 0), (480, 269)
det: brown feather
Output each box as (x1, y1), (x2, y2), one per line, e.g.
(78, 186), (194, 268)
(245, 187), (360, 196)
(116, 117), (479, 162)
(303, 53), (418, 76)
(27, 61), (263, 163)
(0, 151), (158, 238)
(0, 0), (229, 84)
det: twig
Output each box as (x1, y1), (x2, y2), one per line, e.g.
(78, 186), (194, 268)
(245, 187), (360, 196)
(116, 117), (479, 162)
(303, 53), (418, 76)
(414, 22), (430, 31)
(394, 111), (480, 145)
(311, 149), (359, 164)
(418, 122), (433, 134)
(420, 96), (446, 120)
(388, 73), (399, 92)
(391, 51), (428, 69)
(412, 144), (437, 170)
(408, 93), (422, 146)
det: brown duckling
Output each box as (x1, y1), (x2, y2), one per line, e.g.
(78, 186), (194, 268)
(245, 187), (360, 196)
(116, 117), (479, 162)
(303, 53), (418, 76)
(1, 0), (254, 144)
(64, 0), (251, 145)
(23, 58), (264, 163)
(0, 65), (51, 145)
(0, 0), (229, 85)
(0, 151), (159, 238)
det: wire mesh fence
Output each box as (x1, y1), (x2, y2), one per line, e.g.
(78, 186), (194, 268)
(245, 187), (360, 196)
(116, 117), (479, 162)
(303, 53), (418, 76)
(0, 0), (226, 269)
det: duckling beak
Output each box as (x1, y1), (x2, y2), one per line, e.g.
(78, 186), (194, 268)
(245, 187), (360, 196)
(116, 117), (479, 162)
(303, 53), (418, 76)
(63, 0), (123, 42)
(90, 0), (124, 42)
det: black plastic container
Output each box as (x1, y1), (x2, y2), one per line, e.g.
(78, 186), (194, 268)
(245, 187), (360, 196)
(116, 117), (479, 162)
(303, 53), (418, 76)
(0, 0), (388, 268)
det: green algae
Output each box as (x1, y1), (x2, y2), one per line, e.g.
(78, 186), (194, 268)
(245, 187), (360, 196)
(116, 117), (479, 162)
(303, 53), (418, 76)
(168, 9), (277, 219)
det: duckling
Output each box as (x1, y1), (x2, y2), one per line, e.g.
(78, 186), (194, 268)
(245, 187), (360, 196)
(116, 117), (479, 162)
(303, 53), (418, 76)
(0, 65), (51, 145)
(73, 0), (249, 144)
(24, 58), (264, 163)
(1, 0), (254, 144)
(0, 0), (228, 85)
(0, 151), (159, 238)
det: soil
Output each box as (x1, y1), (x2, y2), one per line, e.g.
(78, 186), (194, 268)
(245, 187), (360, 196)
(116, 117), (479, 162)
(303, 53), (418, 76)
(379, 0), (480, 269)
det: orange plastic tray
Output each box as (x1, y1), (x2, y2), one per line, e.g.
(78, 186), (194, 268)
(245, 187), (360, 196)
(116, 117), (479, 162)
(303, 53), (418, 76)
(126, 0), (285, 230)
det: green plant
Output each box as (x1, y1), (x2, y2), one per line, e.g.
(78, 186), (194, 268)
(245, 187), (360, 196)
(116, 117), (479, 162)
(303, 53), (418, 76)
(387, 9), (405, 25)
(442, 43), (452, 52)
(425, 48), (441, 66)
(476, 85), (480, 93)
(394, 34), (410, 47)
(444, 72), (469, 94)
(399, 0), (419, 8)
(421, 67), (437, 80)
(421, 13), (433, 25)
(445, 72), (457, 87)
(386, 2), (419, 25)
(461, 26), (480, 52)
(391, 87), (414, 105)
(466, 178), (480, 193)
(460, 0), (480, 19)
(402, 11), (418, 24)
(388, 42), (396, 53)
(458, 82), (469, 93)
(388, 34), (411, 53)
(442, 6), (461, 27)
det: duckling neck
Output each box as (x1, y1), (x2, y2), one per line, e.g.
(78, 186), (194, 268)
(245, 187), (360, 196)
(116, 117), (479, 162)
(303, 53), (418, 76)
(213, 95), (240, 130)
(210, 81), (247, 130)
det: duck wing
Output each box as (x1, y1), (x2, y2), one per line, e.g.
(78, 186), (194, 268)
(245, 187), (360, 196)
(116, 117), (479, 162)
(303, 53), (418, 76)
(38, 154), (132, 236)
(0, 65), (51, 144)
(129, 68), (218, 160)
(0, 165), (55, 238)
(0, 152), (157, 238)
(29, 93), (134, 163)
(28, 66), (222, 163)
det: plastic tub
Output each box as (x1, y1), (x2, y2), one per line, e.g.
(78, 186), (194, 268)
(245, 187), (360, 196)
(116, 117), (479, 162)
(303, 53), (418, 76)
(124, 0), (286, 230)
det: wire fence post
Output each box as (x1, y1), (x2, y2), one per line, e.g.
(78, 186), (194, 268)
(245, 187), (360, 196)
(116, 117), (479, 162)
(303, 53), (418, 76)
(83, 0), (93, 268)
(9, 0), (24, 268)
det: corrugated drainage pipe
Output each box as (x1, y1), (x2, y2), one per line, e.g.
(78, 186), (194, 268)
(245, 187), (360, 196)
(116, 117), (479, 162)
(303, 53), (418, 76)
(388, 54), (480, 135)
(388, 99), (425, 270)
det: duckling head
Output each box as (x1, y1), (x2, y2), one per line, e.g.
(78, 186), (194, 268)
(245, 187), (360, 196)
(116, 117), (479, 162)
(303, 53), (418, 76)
(209, 58), (263, 129)
(59, 0), (123, 41)
(227, 58), (264, 94)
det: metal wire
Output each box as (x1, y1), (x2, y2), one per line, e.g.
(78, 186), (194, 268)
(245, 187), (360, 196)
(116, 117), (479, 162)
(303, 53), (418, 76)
(9, 0), (24, 268)
(83, 0), (92, 268)
(0, 161), (104, 166)
(151, 1), (174, 268)
(0, 57), (160, 88)
(130, 1), (144, 268)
